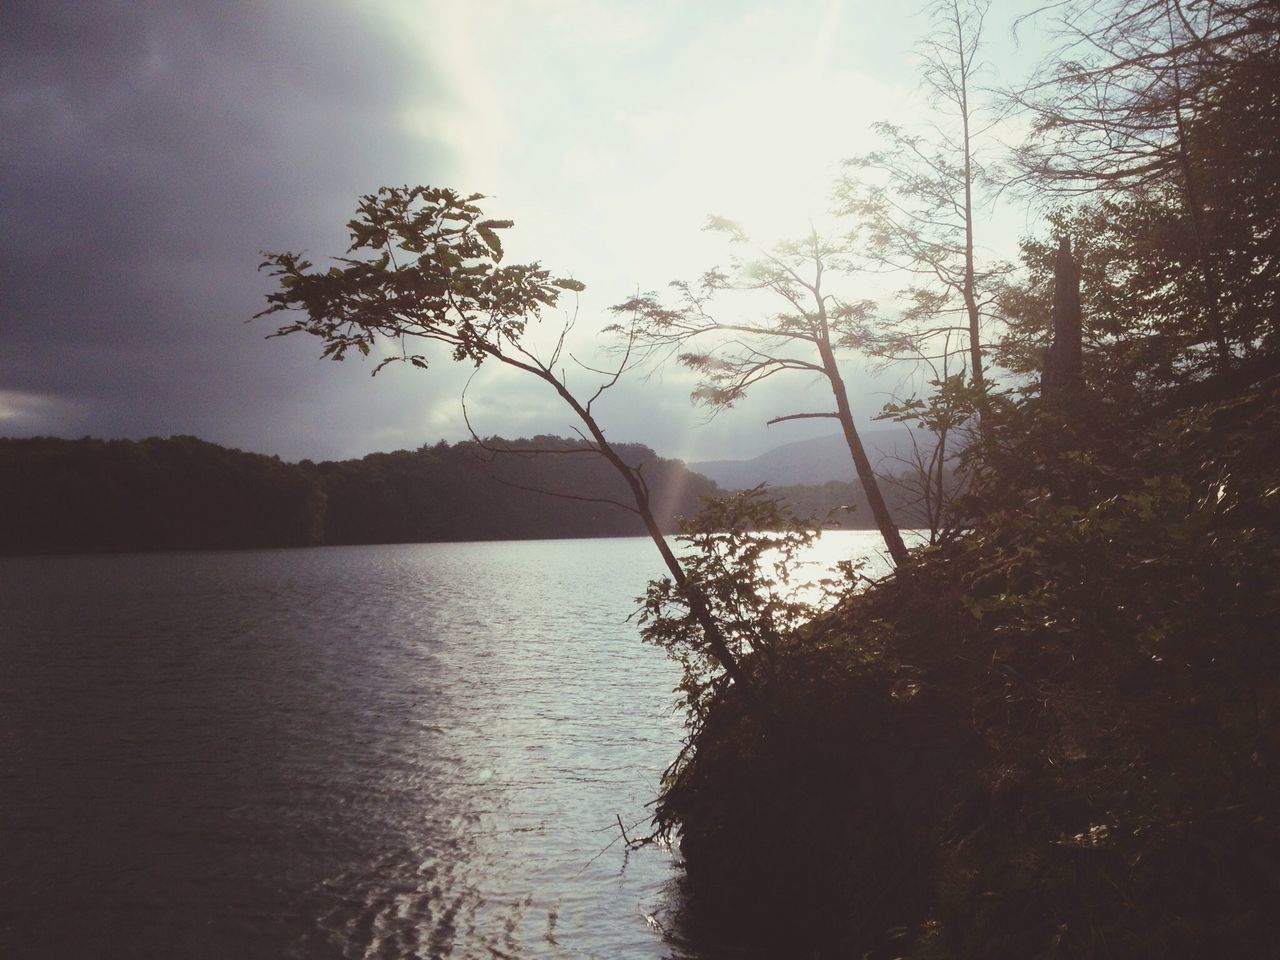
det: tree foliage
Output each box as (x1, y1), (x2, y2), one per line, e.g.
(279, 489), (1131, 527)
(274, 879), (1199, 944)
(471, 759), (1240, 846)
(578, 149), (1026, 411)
(259, 185), (584, 371)
(636, 488), (833, 725)
(1011, 0), (1280, 366)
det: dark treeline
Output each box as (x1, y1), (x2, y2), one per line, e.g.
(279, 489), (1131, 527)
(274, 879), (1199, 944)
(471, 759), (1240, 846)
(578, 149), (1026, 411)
(0, 435), (933, 555)
(0, 434), (731, 554)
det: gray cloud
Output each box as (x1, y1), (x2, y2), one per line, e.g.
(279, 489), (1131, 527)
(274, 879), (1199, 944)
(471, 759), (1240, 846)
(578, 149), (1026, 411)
(1, 2), (903, 464)
(1, 0), (458, 459)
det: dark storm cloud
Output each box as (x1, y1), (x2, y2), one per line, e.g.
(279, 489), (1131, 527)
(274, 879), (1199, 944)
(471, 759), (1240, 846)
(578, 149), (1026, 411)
(1, 0), (455, 458)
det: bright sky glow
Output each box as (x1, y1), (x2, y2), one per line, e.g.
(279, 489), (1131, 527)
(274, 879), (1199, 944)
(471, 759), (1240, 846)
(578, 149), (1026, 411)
(376, 0), (1039, 460)
(3, 0), (1051, 462)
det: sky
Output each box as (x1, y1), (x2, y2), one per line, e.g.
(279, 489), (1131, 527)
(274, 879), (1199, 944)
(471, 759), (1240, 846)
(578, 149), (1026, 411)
(2, 0), (1044, 463)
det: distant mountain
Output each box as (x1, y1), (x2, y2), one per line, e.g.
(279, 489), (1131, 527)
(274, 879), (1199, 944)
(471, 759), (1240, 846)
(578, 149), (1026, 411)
(687, 428), (936, 490)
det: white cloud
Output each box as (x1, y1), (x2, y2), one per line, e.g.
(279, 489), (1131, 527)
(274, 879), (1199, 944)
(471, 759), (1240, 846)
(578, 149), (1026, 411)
(0, 390), (85, 432)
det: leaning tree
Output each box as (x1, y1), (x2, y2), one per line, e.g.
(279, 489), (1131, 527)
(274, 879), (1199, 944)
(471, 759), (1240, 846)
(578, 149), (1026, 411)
(257, 184), (757, 696)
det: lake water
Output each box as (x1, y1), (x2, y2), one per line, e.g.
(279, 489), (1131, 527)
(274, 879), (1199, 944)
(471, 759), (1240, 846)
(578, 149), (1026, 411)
(0, 532), (894, 958)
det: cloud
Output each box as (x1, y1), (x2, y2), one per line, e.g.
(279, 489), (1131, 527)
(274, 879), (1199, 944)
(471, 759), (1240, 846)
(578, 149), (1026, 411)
(1, 0), (457, 459)
(0, 389), (86, 433)
(2, 0), (979, 464)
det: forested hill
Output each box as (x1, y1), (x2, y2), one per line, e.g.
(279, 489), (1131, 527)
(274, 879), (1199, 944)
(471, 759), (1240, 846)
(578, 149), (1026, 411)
(0, 435), (728, 554)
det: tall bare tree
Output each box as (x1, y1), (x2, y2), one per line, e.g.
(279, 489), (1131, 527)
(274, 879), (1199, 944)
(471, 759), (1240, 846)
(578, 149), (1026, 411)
(838, 0), (1006, 404)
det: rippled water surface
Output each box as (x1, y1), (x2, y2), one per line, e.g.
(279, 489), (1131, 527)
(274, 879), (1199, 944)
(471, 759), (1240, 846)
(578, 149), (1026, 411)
(0, 532), (892, 958)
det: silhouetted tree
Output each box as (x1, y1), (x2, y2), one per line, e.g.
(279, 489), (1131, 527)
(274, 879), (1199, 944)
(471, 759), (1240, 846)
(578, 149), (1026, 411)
(1041, 235), (1084, 398)
(616, 222), (910, 567)
(837, 0), (1006, 402)
(257, 186), (755, 694)
(1010, 0), (1280, 368)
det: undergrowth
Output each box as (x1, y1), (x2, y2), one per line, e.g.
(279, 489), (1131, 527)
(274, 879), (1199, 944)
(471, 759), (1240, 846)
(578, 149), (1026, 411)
(649, 376), (1280, 958)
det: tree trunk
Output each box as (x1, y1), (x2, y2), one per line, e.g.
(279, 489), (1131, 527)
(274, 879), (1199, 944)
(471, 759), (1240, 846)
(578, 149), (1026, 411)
(1042, 236), (1084, 397)
(959, 50), (984, 395)
(1174, 125), (1232, 369)
(816, 341), (911, 567)
(548, 375), (756, 696)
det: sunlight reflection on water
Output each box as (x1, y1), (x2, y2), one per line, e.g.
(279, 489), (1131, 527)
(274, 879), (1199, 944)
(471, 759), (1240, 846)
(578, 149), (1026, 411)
(0, 531), (893, 958)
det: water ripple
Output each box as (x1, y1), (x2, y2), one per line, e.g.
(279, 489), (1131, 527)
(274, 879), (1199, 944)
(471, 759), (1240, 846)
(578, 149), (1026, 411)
(0, 532), (890, 958)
